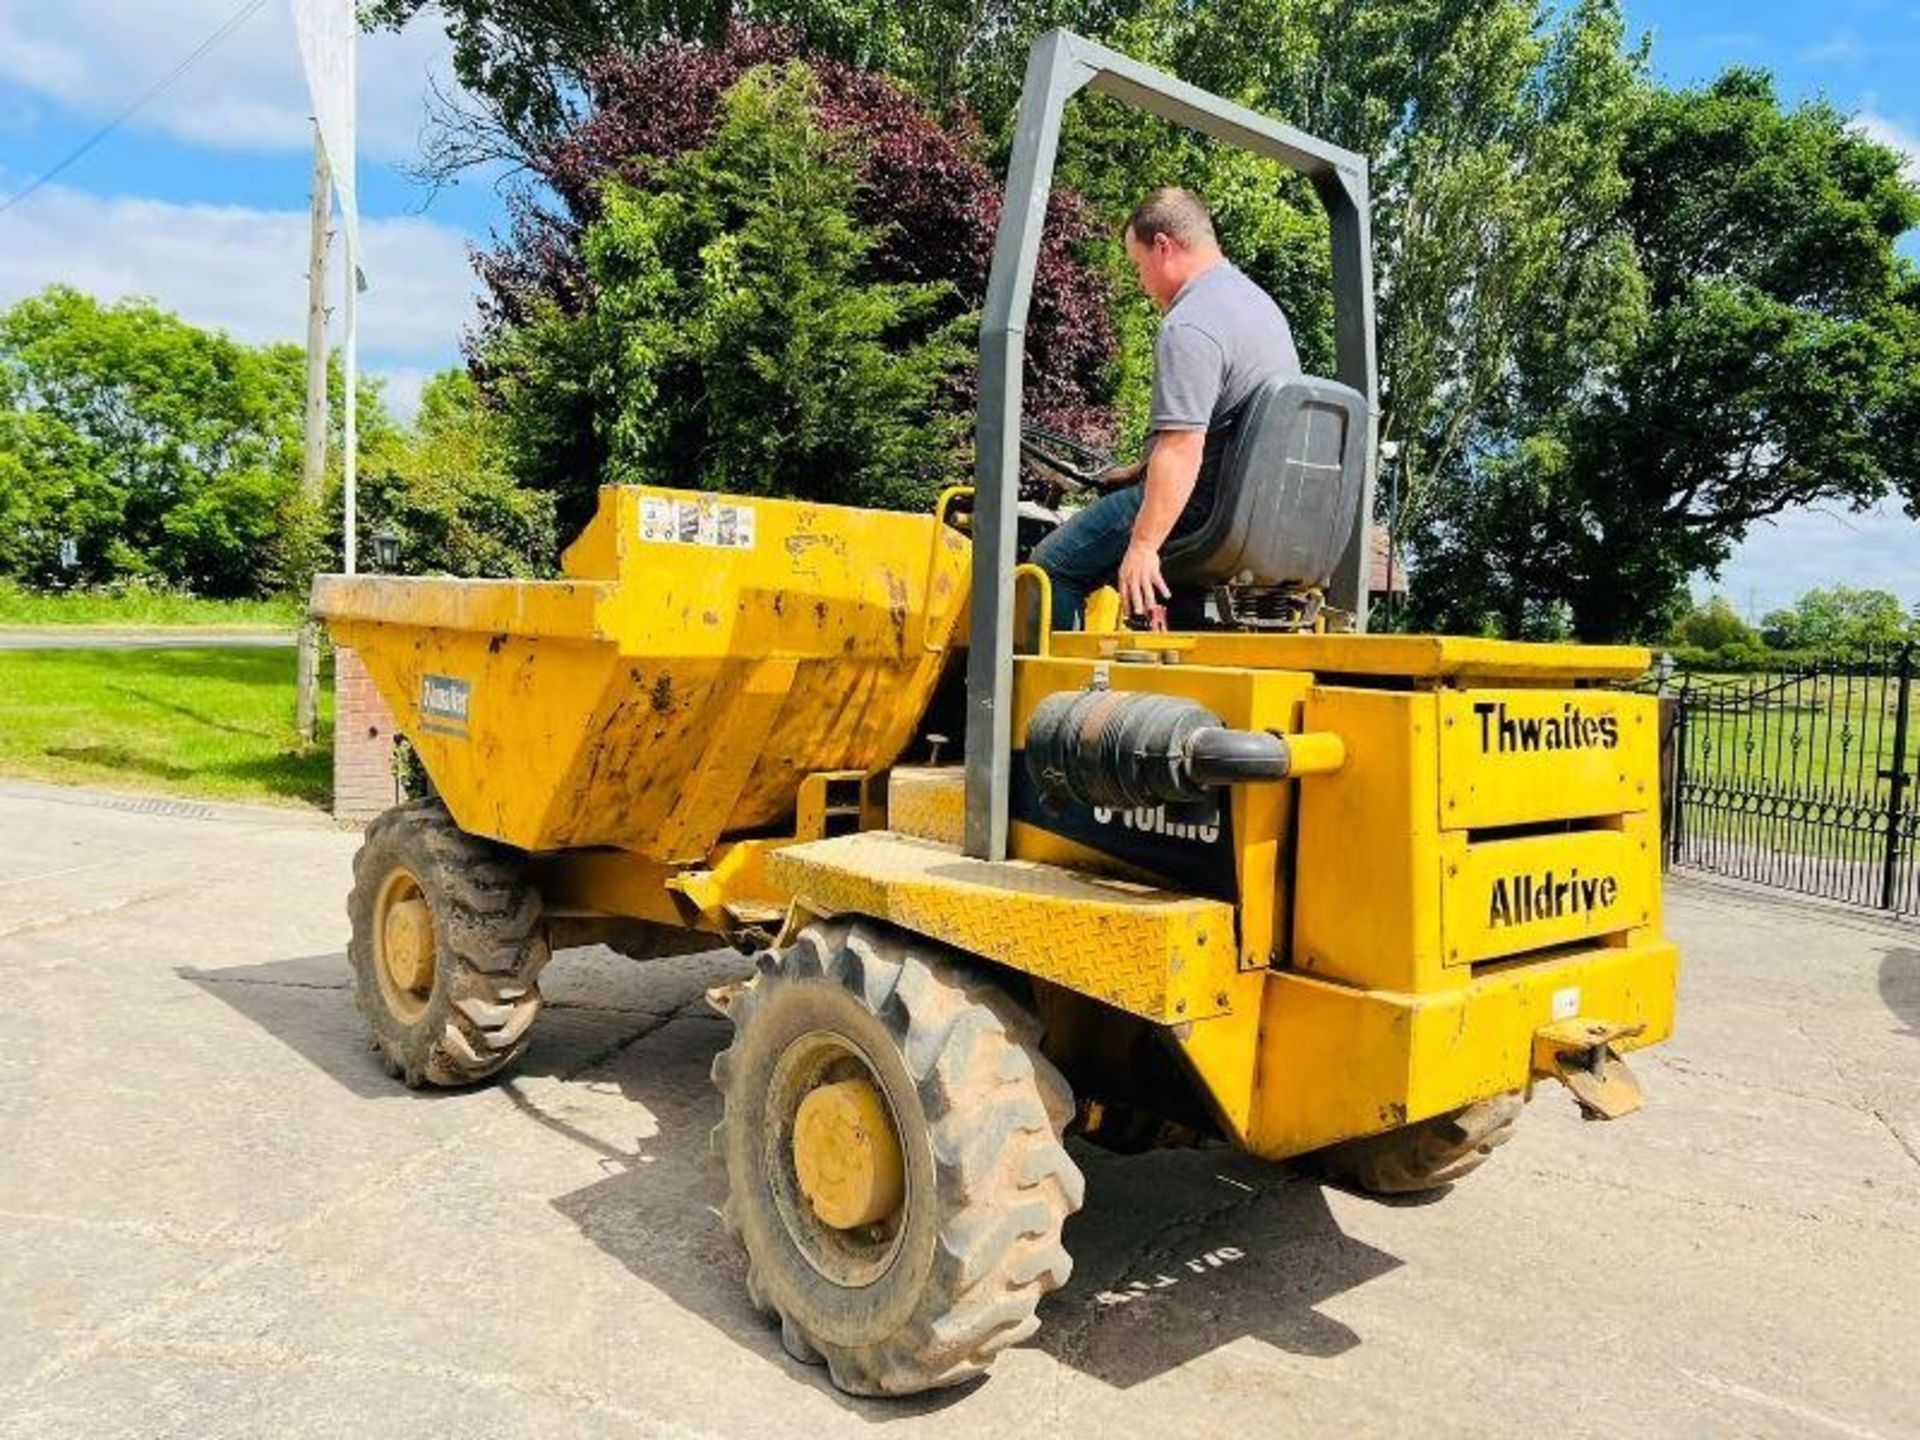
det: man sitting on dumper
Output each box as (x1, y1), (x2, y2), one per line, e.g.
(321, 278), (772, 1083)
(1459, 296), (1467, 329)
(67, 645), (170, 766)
(1033, 187), (1300, 630)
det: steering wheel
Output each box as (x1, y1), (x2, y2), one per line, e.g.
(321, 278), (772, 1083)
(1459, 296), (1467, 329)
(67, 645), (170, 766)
(1019, 423), (1118, 495)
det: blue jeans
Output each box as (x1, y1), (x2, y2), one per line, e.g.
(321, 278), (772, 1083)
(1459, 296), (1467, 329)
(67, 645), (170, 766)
(1031, 484), (1145, 630)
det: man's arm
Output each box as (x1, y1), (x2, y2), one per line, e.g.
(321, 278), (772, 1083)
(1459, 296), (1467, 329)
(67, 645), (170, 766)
(1118, 318), (1223, 621)
(1116, 428), (1205, 620)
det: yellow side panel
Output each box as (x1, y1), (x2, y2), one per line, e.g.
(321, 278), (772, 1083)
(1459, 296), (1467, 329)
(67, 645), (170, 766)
(1163, 970), (1268, 1143)
(328, 622), (622, 853)
(768, 831), (1238, 1024)
(1441, 815), (1660, 965)
(1436, 689), (1656, 829)
(559, 501), (619, 579)
(1246, 939), (1679, 1158)
(1247, 973), (1415, 1151)
(1292, 687), (1443, 993)
(594, 487), (968, 664)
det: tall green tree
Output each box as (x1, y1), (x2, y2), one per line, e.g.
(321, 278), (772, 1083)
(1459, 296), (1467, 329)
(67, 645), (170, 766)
(0, 287), (310, 596)
(0, 287), (419, 598)
(1415, 74), (1920, 640)
(1563, 75), (1919, 639)
(485, 63), (973, 524)
(470, 28), (1116, 541)
(367, 0), (1063, 161)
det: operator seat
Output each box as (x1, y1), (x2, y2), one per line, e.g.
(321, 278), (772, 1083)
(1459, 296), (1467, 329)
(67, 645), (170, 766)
(1159, 374), (1368, 597)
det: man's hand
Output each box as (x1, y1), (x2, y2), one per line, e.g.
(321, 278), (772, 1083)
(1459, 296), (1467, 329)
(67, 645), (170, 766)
(1118, 539), (1171, 628)
(1119, 428), (1201, 631)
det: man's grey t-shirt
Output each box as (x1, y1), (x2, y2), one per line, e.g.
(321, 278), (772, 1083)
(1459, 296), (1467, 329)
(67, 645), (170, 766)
(1145, 260), (1299, 533)
(1150, 260), (1300, 433)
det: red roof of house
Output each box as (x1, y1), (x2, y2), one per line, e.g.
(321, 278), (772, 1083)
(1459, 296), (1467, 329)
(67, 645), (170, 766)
(1369, 524), (1407, 595)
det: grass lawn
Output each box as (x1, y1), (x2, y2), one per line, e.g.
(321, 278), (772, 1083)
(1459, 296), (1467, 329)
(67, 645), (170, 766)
(1678, 668), (1911, 796)
(0, 581), (300, 627)
(0, 647), (332, 807)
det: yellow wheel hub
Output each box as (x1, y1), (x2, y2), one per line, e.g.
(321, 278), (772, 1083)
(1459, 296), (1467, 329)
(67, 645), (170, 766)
(383, 898), (435, 992)
(793, 1077), (905, 1231)
(374, 870), (436, 1021)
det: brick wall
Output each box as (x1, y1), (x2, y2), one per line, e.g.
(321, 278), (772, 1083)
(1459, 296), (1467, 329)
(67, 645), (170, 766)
(333, 646), (401, 821)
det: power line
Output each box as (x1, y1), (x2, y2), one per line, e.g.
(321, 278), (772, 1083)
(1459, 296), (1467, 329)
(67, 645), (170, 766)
(0, 0), (273, 217)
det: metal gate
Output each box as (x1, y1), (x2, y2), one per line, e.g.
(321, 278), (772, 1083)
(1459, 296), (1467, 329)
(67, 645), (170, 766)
(1667, 643), (1916, 914)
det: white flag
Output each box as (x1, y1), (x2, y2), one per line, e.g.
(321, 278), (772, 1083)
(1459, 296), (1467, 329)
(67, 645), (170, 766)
(291, 0), (365, 290)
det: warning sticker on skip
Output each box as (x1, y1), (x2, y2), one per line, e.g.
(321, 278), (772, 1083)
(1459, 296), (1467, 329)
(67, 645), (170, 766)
(639, 497), (756, 549)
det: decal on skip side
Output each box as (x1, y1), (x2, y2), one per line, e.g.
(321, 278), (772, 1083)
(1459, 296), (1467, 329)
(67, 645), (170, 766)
(639, 496), (757, 549)
(420, 674), (471, 737)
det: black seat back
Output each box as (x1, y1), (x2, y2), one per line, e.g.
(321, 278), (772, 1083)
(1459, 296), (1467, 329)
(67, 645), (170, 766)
(1160, 375), (1368, 590)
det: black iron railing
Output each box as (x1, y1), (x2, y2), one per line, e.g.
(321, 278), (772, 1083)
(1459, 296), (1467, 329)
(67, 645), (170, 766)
(1657, 644), (1916, 914)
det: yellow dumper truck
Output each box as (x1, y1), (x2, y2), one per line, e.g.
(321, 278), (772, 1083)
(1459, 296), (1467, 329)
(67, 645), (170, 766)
(315, 30), (1678, 1397)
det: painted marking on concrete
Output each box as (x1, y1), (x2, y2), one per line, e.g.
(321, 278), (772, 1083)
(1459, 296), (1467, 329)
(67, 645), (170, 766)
(1679, 1368), (1884, 1439)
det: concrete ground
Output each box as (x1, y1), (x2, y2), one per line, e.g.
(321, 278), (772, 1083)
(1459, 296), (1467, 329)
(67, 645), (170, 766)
(1, 782), (1915, 1439)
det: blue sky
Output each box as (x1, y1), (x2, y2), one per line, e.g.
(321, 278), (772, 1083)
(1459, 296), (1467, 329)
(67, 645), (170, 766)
(0, 1), (1914, 612)
(0, 1), (490, 423)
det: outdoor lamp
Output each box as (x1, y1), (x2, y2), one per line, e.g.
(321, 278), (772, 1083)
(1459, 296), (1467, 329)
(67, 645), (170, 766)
(372, 525), (402, 573)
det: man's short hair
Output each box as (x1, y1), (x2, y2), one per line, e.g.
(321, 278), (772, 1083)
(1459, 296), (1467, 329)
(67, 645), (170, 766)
(1124, 187), (1216, 248)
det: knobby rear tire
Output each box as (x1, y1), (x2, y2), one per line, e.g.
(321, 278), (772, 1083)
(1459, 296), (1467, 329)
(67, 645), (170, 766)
(1313, 1094), (1524, 1195)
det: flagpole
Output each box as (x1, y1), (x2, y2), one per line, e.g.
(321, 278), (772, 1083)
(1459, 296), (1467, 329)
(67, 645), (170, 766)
(343, 246), (358, 574)
(340, 14), (358, 575)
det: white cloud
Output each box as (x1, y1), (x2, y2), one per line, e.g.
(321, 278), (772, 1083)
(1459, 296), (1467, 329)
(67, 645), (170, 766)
(373, 365), (436, 426)
(0, 185), (479, 365)
(1801, 32), (1864, 65)
(1690, 30), (1763, 56)
(0, 0), (455, 160)
(1694, 500), (1920, 617)
(1855, 111), (1920, 184)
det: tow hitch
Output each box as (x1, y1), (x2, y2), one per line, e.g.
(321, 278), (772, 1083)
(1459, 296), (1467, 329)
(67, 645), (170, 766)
(1531, 1019), (1646, 1120)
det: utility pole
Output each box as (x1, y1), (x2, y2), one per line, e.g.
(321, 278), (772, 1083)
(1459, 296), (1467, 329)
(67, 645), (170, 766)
(296, 124), (332, 744)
